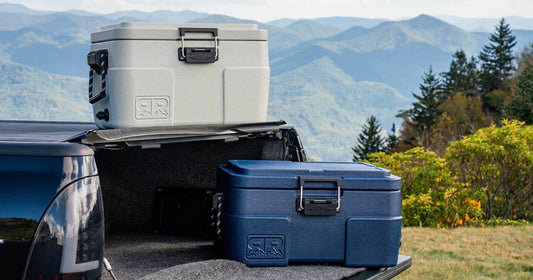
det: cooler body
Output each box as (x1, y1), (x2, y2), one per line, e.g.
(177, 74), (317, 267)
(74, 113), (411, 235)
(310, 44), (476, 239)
(218, 160), (402, 267)
(88, 22), (270, 129)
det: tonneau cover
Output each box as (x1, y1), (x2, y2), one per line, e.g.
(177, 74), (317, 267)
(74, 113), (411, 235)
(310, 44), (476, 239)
(0, 120), (96, 142)
(0, 120), (286, 148)
(78, 121), (286, 146)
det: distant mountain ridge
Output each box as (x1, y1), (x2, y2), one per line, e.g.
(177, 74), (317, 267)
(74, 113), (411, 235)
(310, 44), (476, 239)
(106, 10), (209, 23)
(0, 60), (90, 121)
(269, 14), (487, 97)
(1, 3), (533, 160)
(285, 20), (341, 41)
(436, 15), (533, 32)
(0, 3), (49, 15)
(268, 16), (385, 30)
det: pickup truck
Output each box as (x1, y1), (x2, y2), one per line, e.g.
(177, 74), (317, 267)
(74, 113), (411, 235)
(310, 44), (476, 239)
(0, 120), (410, 280)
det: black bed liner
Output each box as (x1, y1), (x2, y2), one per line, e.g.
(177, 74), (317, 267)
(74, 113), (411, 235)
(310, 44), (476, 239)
(103, 234), (411, 280)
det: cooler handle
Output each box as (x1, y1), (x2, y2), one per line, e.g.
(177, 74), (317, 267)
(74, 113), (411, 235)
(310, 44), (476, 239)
(178, 27), (219, 63)
(297, 177), (342, 215)
(179, 27), (218, 37)
(87, 49), (108, 104)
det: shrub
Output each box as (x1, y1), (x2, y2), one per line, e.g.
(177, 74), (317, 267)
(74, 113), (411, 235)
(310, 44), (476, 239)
(367, 148), (483, 228)
(445, 120), (533, 220)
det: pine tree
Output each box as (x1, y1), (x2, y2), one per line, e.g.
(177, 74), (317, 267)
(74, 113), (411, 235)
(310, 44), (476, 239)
(385, 123), (399, 154)
(409, 66), (444, 131)
(352, 115), (385, 161)
(479, 18), (517, 93)
(441, 49), (479, 96)
(508, 61), (533, 124)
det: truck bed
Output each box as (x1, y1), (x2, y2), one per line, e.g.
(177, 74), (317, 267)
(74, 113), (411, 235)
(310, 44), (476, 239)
(0, 121), (410, 280)
(103, 233), (410, 280)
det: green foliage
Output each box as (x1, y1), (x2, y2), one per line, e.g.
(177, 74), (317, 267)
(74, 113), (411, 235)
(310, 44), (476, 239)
(479, 18), (517, 94)
(445, 120), (533, 220)
(514, 44), (533, 77)
(402, 66), (445, 132)
(397, 66), (448, 150)
(366, 147), (484, 228)
(397, 18), (519, 154)
(508, 61), (533, 124)
(352, 115), (385, 161)
(441, 49), (479, 96)
(389, 19), (533, 227)
(429, 93), (493, 155)
(385, 123), (400, 153)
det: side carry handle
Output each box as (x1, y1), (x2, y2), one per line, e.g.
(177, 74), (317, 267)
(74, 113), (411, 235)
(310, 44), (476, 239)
(296, 177), (342, 216)
(87, 49), (108, 104)
(178, 27), (219, 64)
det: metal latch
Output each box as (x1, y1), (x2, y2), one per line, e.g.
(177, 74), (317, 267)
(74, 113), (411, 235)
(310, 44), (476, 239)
(178, 27), (219, 63)
(296, 177), (341, 216)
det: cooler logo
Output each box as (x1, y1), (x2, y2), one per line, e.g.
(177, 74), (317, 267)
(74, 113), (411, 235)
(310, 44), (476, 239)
(136, 96), (170, 119)
(246, 235), (285, 259)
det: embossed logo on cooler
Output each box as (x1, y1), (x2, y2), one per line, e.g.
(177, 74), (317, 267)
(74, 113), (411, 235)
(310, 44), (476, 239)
(135, 96), (170, 119)
(246, 235), (285, 259)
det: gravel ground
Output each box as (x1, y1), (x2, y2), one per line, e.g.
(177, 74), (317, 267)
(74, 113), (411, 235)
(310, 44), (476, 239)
(102, 233), (365, 280)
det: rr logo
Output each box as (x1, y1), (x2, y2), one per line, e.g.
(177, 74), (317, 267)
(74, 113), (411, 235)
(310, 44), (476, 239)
(136, 96), (170, 119)
(246, 235), (285, 259)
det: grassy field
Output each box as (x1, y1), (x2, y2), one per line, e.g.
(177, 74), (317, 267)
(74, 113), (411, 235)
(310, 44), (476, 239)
(396, 226), (533, 279)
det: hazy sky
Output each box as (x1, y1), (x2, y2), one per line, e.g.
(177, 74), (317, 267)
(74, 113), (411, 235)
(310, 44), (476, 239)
(12, 0), (533, 22)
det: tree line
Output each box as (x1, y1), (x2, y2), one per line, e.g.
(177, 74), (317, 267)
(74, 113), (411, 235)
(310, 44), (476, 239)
(353, 18), (533, 160)
(352, 18), (533, 225)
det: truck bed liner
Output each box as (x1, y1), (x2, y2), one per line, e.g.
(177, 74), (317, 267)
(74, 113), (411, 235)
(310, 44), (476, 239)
(103, 234), (410, 280)
(103, 233), (366, 280)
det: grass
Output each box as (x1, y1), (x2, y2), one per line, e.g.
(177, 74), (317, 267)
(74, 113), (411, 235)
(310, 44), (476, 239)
(396, 225), (533, 279)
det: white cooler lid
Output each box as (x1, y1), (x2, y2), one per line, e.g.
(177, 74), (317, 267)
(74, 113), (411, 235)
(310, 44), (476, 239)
(91, 22), (267, 43)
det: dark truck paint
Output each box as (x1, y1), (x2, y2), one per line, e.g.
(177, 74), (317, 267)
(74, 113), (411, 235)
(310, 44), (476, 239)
(0, 141), (97, 280)
(0, 120), (410, 280)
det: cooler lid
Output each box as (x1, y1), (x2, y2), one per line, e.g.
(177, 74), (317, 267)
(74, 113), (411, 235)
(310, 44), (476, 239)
(91, 22), (267, 43)
(223, 160), (401, 191)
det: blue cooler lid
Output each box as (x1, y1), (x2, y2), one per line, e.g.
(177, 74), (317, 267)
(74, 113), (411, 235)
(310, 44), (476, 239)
(221, 160), (401, 191)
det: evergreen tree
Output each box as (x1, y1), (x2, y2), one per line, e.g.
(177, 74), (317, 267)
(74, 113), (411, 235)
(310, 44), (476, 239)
(508, 61), (533, 124)
(441, 49), (479, 96)
(479, 18), (517, 93)
(515, 44), (533, 77)
(385, 123), (399, 153)
(352, 115), (385, 161)
(408, 66), (444, 132)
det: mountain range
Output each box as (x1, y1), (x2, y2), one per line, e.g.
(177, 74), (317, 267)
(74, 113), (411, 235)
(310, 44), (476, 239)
(1, 3), (533, 161)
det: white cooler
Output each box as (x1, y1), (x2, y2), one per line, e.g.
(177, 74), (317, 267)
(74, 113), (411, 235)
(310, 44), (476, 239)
(87, 22), (270, 128)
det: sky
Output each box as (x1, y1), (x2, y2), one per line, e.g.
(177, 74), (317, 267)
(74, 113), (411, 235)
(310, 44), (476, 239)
(10, 0), (533, 22)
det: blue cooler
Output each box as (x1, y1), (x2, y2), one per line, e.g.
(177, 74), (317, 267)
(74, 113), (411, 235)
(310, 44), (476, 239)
(217, 160), (402, 267)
